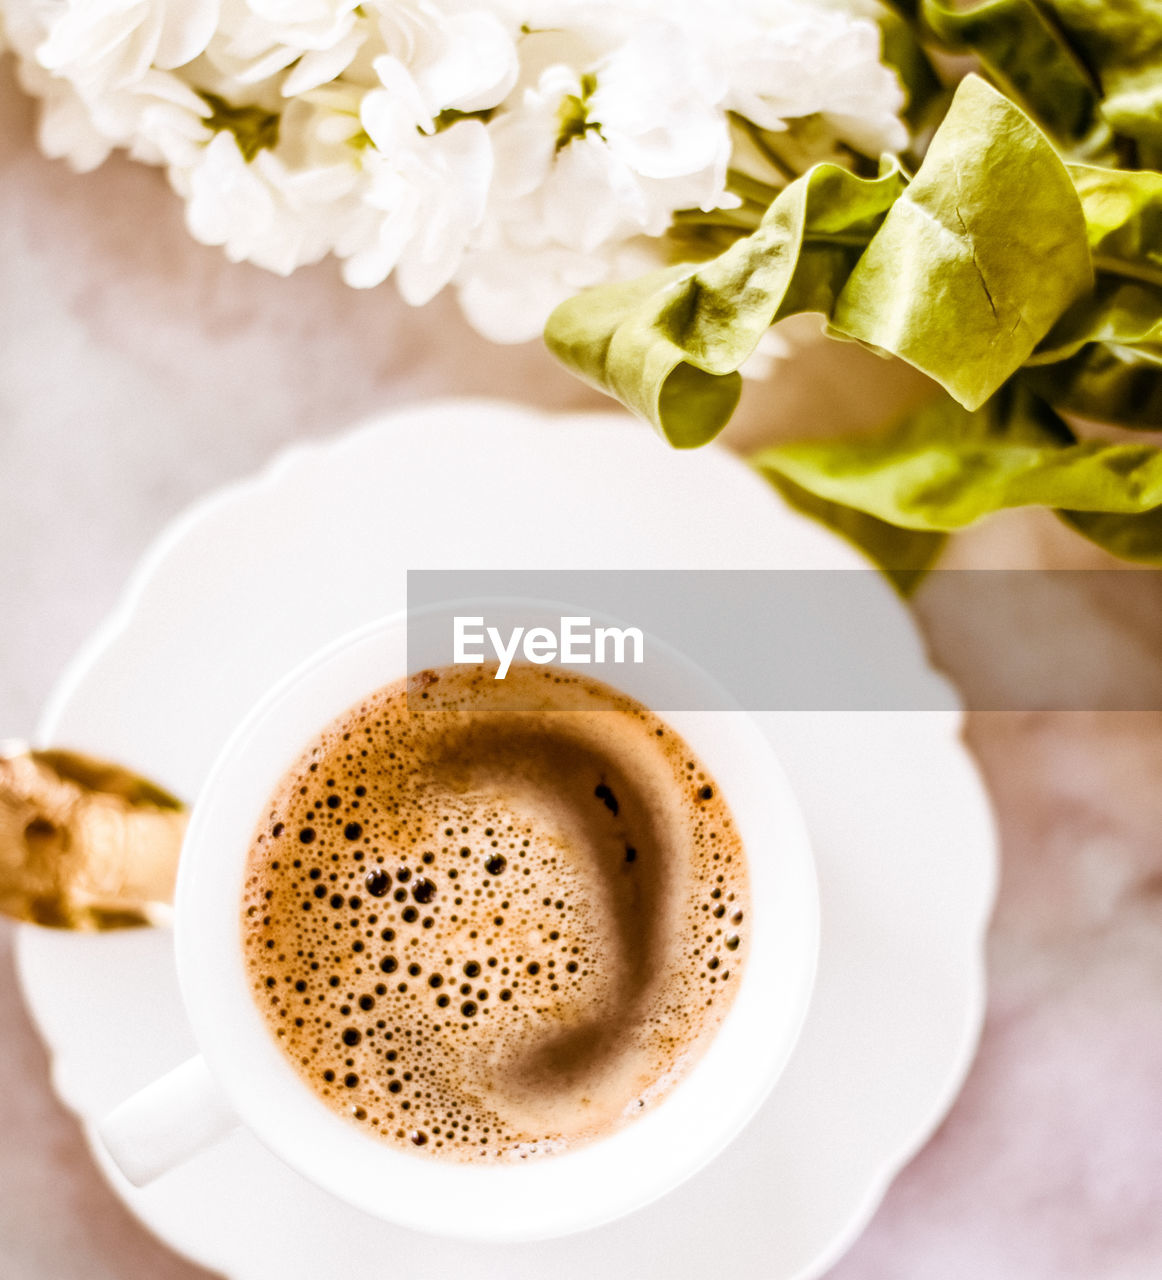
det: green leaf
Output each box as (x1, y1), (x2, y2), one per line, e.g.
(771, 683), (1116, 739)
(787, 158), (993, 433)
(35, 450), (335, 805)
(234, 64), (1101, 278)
(762, 469), (948, 593)
(1023, 341), (1162, 429)
(547, 77), (1093, 444)
(1069, 163), (1162, 286)
(920, 0), (1110, 154)
(1046, 0), (1162, 154)
(544, 163), (906, 447)
(1059, 507), (1162, 563)
(1021, 164), (1162, 426)
(832, 76), (1093, 411)
(1030, 278), (1162, 367)
(752, 384), (1162, 533)
(920, 0), (1162, 159)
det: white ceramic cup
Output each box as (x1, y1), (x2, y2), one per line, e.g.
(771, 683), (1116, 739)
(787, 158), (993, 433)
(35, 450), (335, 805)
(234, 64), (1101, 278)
(99, 604), (818, 1242)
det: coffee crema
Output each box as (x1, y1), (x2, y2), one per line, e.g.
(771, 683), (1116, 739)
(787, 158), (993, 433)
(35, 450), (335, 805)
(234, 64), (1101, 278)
(241, 664), (749, 1162)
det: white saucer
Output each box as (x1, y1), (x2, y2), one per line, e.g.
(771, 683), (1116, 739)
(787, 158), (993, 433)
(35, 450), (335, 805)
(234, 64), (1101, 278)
(17, 400), (996, 1280)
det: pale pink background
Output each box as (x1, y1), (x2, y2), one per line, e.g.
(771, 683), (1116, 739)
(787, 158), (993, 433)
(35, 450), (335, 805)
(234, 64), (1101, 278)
(3, 58), (1162, 1279)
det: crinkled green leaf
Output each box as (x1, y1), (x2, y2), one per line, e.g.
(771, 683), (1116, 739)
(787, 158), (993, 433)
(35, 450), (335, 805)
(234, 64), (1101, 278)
(1030, 279), (1162, 366)
(752, 384), (1162, 533)
(1023, 342), (1162, 429)
(544, 263), (732, 448)
(776, 165), (910, 318)
(545, 163), (906, 448)
(920, 0), (1162, 158)
(832, 76), (1093, 411)
(762, 469), (948, 594)
(547, 77), (1092, 446)
(1059, 507), (1162, 563)
(1069, 163), (1162, 283)
(920, 0), (1109, 154)
(1047, 0), (1162, 153)
(1034, 165), (1162, 366)
(1022, 165), (1162, 426)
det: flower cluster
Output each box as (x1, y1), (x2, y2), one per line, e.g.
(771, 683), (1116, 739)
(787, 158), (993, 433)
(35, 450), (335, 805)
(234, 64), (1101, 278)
(1, 0), (907, 342)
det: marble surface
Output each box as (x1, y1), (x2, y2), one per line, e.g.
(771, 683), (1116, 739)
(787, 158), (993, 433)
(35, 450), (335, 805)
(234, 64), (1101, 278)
(4, 57), (1162, 1280)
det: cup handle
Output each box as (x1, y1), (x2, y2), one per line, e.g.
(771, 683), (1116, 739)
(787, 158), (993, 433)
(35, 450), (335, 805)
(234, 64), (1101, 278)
(98, 1056), (239, 1186)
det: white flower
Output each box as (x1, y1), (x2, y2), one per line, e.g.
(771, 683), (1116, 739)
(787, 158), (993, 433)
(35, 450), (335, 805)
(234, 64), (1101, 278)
(200, 0), (364, 92)
(457, 245), (600, 344)
(180, 128), (358, 273)
(99, 71), (212, 167)
(457, 240), (637, 344)
(456, 18), (732, 341)
(698, 0), (907, 156)
(13, 45), (210, 170)
(14, 59), (117, 171)
(33, 0), (219, 93)
(319, 5), (514, 303)
(1, 0), (215, 168)
(371, 1), (519, 121)
(588, 17), (727, 193)
(338, 116), (493, 304)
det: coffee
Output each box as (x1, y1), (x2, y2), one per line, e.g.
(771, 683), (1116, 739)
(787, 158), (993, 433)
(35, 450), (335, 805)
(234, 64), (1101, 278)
(241, 663), (749, 1162)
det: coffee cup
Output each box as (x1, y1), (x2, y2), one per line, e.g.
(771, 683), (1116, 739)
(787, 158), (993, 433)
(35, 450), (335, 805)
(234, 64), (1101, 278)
(99, 603), (818, 1241)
